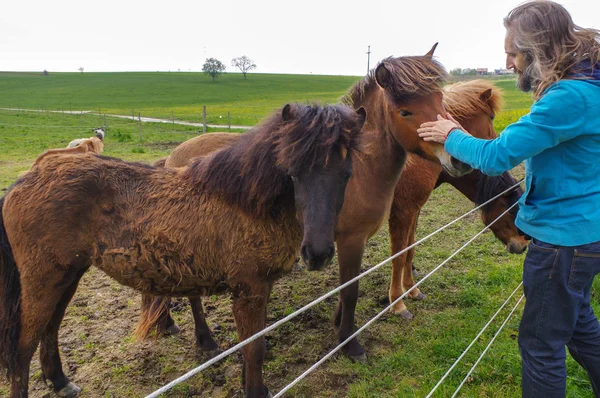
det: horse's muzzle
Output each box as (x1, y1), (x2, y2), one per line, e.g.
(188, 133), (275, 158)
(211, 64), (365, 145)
(301, 243), (335, 271)
(445, 156), (473, 177)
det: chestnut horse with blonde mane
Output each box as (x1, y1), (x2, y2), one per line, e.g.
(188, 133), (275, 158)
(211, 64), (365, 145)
(139, 48), (477, 363)
(0, 103), (367, 398)
(388, 79), (528, 317)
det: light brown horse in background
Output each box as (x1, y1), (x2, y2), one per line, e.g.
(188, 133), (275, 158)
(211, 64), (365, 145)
(0, 103), (367, 398)
(387, 80), (528, 318)
(138, 48), (478, 362)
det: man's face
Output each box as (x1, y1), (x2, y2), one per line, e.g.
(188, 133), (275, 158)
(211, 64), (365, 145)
(505, 29), (532, 92)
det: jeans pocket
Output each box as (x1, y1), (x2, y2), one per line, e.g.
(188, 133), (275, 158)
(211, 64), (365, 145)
(569, 248), (600, 292)
(524, 239), (559, 283)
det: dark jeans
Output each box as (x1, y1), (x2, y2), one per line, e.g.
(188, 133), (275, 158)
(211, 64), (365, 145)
(519, 238), (600, 397)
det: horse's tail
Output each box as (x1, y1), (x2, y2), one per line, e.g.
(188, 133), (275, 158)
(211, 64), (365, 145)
(0, 196), (22, 378)
(134, 294), (172, 340)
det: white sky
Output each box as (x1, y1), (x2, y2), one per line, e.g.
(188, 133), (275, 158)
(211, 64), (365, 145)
(1, 0), (599, 76)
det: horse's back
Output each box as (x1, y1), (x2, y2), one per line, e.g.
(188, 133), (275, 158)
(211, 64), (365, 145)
(165, 133), (241, 168)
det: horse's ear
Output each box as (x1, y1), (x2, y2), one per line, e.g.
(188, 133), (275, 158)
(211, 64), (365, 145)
(282, 104), (294, 122)
(425, 43), (439, 58)
(479, 88), (493, 103)
(356, 107), (367, 129)
(375, 63), (392, 89)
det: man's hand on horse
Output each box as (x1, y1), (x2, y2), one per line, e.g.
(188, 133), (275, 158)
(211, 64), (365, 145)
(418, 113), (470, 144)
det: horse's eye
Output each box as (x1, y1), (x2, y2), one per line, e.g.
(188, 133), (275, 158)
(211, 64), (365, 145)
(399, 110), (412, 117)
(490, 115), (495, 121)
(344, 173), (352, 182)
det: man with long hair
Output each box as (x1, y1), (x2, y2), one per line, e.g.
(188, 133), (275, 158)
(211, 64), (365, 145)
(417, 1), (600, 396)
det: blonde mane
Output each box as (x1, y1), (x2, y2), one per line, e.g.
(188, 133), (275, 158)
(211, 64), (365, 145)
(443, 79), (503, 121)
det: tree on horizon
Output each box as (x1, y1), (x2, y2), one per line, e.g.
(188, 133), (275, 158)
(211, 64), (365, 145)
(231, 55), (257, 80)
(202, 58), (226, 82)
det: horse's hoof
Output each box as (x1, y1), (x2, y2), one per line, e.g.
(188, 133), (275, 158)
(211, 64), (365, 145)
(411, 292), (427, 301)
(166, 324), (181, 335)
(399, 309), (413, 321)
(349, 352), (368, 363)
(57, 382), (81, 398)
(204, 348), (222, 359)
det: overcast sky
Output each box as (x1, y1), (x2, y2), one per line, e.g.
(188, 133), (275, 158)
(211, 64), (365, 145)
(2, 0), (599, 76)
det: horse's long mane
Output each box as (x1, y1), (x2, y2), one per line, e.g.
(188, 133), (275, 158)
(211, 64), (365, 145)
(443, 80), (504, 120)
(184, 103), (362, 219)
(475, 172), (522, 215)
(340, 56), (448, 107)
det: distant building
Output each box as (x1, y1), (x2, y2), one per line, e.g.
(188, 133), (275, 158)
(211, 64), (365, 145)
(476, 68), (488, 75)
(494, 68), (515, 75)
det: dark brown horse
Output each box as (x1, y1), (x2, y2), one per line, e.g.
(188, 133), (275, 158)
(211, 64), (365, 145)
(387, 79), (528, 317)
(139, 48), (475, 362)
(0, 103), (367, 398)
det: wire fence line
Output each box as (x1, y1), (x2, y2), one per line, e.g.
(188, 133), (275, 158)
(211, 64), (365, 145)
(0, 107), (255, 131)
(451, 295), (525, 398)
(272, 201), (519, 397)
(425, 281), (524, 398)
(146, 180), (524, 398)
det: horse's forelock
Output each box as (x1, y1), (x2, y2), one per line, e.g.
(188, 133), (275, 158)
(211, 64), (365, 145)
(380, 56), (448, 102)
(443, 80), (504, 121)
(340, 56), (448, 107)
(274, 104), (360, 173)
(475, 172), (522, 208)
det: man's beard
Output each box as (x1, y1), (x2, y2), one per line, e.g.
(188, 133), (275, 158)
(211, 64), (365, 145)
(516, 65), (533, 92)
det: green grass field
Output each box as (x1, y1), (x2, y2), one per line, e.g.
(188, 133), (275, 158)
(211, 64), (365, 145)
(0, 72), (597, 398)
(0, 72), (360, 126)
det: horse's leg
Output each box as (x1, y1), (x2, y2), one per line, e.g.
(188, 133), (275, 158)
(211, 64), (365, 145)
(388, 205), (414, 319)
(9, 265), (79, 398)
(39, 269), (87, 398)
(402, 216), (426, 301)
(188, 296), (219, 355)
(231, 281), (271, 398)
(334, 235), (367, 361)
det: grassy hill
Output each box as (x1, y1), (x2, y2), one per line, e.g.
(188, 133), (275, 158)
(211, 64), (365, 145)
(0, 72), (362, 126)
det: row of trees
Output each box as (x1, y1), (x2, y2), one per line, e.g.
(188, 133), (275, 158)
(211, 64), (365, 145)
(450, 68), (478, 76)
(202, 55), (257, 81)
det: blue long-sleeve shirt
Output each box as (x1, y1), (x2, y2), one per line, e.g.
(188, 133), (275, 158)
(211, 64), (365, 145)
(445, 77), (600, 246)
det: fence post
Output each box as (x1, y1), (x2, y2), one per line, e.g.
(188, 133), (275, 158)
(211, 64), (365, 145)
(228, 111), (231, 132)
(172, 110), (175, 125)
(104, 114), (107, 130)
(132, 109), (135, 120)
(202, 106), (207, 134)
(138, 112), (143, 142)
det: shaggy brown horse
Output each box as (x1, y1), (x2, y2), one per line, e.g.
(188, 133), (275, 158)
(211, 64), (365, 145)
(138, 48), (477, 363)
(0, 103), (367, 398)
(387, 80), (528, 317)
